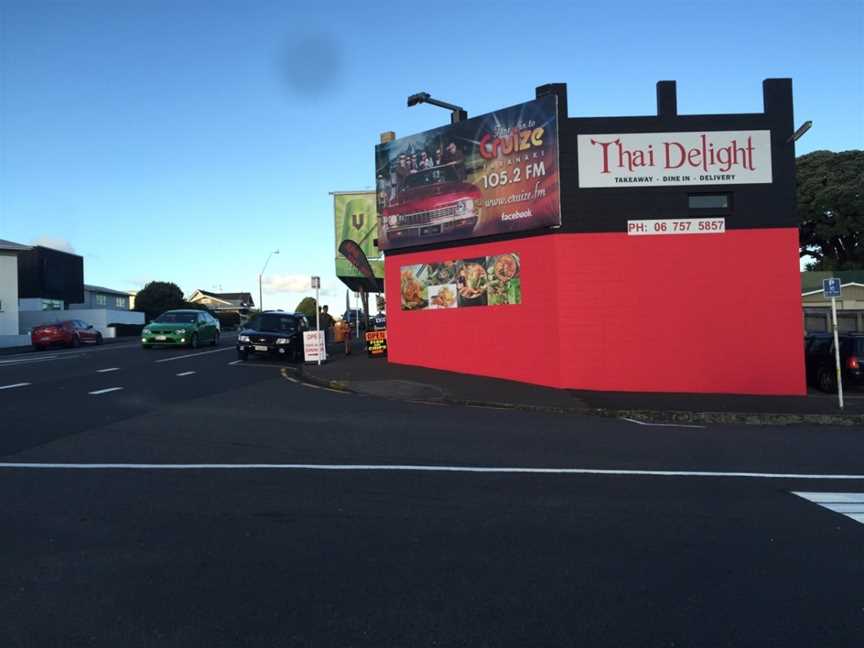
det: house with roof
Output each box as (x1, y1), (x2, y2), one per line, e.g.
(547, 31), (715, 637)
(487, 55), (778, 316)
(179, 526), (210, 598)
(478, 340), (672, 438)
(0, 239), (31, 345)
(69, 284), (133, 311)
(187, 289), (255, 313)
(802, 271), (864, 333)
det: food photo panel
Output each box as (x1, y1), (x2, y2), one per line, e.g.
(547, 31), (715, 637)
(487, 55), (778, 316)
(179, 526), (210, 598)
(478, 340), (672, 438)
(486, 253), (521, 306)
(456, 258), (489, 307)
(400, 264), (429, 311)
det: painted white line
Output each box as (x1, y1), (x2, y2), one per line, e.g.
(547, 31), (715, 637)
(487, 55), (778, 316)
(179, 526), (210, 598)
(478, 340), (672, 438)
(88, 387), (124, 396)
(791, 491), (864, 503)
(0, 355), (58, 365)
(621, 417), (706, 429)
(284, 375), (299, 382)
(0, 382), (31, 390)
(154, 347), (234, 363)
(792, 491), (864, 526)
(0, 463), (863, 480)
(97, 368), (119, 373)
(176, 371), (196, 377)
(227, 360), (242, 366)
(302, 383), (323, 389)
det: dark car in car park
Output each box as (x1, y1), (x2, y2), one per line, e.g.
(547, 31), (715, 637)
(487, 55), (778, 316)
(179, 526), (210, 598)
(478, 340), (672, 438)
(804, 333), (864, 392)
(31, 319), (103, 350)
(237, 311), (309, 361)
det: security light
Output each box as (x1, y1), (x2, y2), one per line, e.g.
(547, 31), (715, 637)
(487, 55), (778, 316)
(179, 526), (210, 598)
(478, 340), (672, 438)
(406, 92), (467, 124)
(787, 121), (812, 144)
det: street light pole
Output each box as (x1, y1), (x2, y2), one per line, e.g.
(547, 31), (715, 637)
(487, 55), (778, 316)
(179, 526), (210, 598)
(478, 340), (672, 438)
(258, 249), (279, 312)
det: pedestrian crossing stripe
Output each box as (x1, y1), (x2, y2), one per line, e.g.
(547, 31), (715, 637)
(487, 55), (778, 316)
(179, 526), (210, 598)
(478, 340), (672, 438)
(792, 492), (864, 526)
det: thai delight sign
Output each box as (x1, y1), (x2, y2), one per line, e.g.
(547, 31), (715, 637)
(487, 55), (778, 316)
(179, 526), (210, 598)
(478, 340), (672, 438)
(400, 253), (521, 311)
(334, 192), (384, 280)
(376, 96), (561, 251)
(577, 130), (773, 188)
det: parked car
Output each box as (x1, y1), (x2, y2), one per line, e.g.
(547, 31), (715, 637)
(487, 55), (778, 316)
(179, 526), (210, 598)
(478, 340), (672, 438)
(32, 320), (103, 350)
(237, 311), (308, 361)
(343, 309), (366, 331)
(804, 333), (864, 392)
(141, 310), (220, 349)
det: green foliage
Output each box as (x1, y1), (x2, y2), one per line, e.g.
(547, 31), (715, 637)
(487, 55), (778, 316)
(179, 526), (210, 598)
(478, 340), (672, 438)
(135, 281), (185, 322)
(295, 297), (318, 320)
(798, 150), (864, 270)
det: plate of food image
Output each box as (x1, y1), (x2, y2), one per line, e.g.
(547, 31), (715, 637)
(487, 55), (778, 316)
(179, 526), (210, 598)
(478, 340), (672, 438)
(456, 260), (488, 307)
(428, 283), (458, 309)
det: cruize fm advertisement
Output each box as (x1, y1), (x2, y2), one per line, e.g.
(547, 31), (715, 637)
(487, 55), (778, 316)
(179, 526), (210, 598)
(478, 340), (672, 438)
(400, 253), (521, 311)
(376, 96), (561, 251)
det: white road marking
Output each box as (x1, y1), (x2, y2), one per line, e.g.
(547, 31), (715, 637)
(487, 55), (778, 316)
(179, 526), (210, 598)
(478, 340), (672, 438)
(0, 382), (31, 390)
(227, 360), (242, 366)
(176, 371), (196, 377)
(0, 464), (863, 480)
(154, 347), (234, 363)
(0, 355), (76, 367)
(88, 387), (124, 396)
(792, 491), (864, 526)
(97, 368), (119, 373)
(620, 417), (706, 429)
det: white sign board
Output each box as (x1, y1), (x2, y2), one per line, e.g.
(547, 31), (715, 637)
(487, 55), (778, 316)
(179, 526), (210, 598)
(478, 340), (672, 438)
(303, 330), (326, 363)
(578, 130), (773, 188)
(311, 276), (320, 289)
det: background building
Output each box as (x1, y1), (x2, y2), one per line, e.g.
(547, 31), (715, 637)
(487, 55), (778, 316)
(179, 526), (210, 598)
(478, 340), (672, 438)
(0, 239), (30, 346)
(70, 285), (132, 311)
(187, 289), (254, 313)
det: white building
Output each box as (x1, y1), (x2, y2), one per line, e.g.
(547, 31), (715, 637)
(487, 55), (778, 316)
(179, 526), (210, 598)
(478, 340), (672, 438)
(0, 239), (31, 347)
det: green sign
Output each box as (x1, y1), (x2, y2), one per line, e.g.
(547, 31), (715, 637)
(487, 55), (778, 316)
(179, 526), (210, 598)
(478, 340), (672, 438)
(334, 192), (384, 280)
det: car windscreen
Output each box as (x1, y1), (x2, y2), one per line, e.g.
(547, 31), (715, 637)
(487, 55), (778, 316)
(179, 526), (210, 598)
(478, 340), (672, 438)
(154, 312), (197, 323)
(247, 315), (298, 333)
(402, 164), (460, 191)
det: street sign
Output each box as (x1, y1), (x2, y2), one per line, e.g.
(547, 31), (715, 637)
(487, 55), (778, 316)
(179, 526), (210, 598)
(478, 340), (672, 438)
(311, 276), (321, 289)
(823, 278), (842, 298)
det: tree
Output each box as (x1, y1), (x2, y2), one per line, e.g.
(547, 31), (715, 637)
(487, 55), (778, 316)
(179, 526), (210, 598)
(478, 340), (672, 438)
(135, 281), (185, 322)
(295, 297), (318, 321)
(798, 150), (864, 270)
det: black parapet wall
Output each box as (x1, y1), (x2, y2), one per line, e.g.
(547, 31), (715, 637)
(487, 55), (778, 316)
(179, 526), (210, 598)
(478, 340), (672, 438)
(17, 246), (85, 305)
(552, 79), (797, 233)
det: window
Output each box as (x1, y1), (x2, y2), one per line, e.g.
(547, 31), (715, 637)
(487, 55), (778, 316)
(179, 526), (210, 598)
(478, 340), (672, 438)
(42, 299), (63, 311)
(95, 294), (107, 306)
(115, 296), (126, 308)
(688, 193), (731, 212)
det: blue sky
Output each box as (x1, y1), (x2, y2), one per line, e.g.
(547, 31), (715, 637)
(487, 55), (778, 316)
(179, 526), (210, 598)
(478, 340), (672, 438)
(1, 0), (862, 311)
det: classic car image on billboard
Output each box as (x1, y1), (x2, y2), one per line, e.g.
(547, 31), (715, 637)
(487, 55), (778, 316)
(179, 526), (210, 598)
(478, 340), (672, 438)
(376, 96), (561, 250)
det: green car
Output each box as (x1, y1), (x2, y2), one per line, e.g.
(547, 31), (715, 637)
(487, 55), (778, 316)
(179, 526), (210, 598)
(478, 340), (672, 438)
(141, 310), (220, 349)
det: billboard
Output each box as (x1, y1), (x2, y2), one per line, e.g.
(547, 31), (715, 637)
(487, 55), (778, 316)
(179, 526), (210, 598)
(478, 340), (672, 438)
(400, 253), (521, 311)
(334, 192), (384, 280)
(376, 96), (560, 251)
(577, 130), (773, 188)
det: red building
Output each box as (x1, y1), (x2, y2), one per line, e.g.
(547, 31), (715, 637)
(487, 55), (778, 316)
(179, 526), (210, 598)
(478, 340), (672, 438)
(377, 81), (805, 395)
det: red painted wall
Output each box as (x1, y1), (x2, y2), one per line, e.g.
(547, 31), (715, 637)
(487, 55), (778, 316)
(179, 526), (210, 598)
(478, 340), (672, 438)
(385, 229), (806, 395)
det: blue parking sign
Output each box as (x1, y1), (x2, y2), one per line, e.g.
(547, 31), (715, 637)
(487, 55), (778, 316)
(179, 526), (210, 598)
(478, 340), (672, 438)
(823, 278), (842, 298)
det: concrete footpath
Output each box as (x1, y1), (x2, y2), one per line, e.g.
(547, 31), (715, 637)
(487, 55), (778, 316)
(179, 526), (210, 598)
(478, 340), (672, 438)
(293, 340), (864, 425)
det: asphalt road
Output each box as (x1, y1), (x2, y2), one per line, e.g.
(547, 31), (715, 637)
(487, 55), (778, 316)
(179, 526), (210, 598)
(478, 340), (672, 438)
(1, 339), (863, 647)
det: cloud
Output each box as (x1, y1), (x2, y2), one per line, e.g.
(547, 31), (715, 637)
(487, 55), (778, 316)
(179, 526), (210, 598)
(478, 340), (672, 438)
(31, 235), (76, 254)
(262, 274), (313, 294)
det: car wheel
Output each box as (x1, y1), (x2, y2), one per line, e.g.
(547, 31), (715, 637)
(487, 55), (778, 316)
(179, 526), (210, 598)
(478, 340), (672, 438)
(71, 335), (80, 348)
(33, 345), (45, 352)
(96, 333), (103, 345)
(142, 344), (152, 350)
(211, 332), (219, 347)
(817, 368), (836, 393)
(190, 333), (199, 349)
(237, 350), (248, 361)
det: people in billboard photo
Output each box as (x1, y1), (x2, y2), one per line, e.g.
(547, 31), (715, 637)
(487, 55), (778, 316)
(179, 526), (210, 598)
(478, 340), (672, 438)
(375, 96), (561, 251)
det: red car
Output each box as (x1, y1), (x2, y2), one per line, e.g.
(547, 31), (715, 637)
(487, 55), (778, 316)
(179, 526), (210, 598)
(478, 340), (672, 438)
(31, 320), (103, 350)
(382, 165), (481, 246)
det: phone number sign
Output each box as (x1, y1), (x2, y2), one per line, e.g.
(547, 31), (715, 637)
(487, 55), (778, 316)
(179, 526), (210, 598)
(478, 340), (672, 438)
(627, 218), (726, 236)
